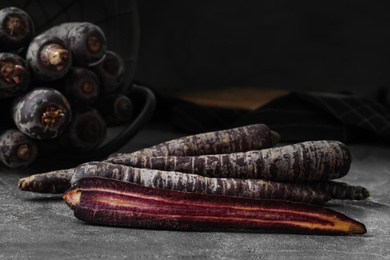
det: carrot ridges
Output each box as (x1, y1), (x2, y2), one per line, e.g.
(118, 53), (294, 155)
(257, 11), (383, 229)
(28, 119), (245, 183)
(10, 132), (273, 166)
(109, 123), (279, 158)
(108, 140), (352, 183)
(70, 162), (349, 204)
(18, 168), (74, 193)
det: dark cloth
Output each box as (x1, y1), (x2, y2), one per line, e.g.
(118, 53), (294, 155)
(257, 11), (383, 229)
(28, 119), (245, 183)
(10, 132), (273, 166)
(231, 91), (390, 144)
(151, 88), (390, 144)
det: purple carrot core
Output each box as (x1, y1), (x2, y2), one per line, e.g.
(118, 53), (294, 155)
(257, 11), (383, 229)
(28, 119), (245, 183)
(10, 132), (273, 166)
(87, 33), (102, 54)
(0, 61), (25, 84)
(15, 143), (33, 161)
(79, 79), (96, 95)
(5, 15), (27, 37)
(40, 44), (69, 71)
(40, 105), (65, 132)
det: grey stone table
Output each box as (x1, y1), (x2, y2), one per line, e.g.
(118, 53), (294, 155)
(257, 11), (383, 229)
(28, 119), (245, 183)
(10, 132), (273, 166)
(1, 123), (389, 259)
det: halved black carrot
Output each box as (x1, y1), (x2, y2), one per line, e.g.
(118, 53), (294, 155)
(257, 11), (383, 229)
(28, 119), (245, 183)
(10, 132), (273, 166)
(63, 177), (367, 235)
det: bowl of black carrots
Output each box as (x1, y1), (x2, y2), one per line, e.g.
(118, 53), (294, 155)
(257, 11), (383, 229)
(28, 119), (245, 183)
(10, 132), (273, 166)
(0, 1), (156, 169)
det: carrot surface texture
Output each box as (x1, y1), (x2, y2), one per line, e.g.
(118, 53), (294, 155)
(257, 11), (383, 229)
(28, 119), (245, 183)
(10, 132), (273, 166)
(63, 177), (367, 235)
(109, 123), (280, 158)
(69, 161), (368, 204)
(18, 123), (280, 194)
(108, 140), (351, 183)
(18, 168), (74, 193)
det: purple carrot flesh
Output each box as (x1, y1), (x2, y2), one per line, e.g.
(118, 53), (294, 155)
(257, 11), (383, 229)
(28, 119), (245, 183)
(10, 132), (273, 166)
(108, 140), (351, 183)
(109, 123), (280, 158)
(70, 161), (366, 204)
(63, 177), (366, 235)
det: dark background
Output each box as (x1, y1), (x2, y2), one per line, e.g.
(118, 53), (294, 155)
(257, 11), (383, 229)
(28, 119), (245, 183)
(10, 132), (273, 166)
(134, 0), (390, 101)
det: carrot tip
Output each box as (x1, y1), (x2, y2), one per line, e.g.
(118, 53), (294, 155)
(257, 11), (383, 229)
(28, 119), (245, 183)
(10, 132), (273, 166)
(63, 189), (81, 209)
(348, 222), (367, 235)
(357, 187), (370, 200)
(17, 178), (27, 190)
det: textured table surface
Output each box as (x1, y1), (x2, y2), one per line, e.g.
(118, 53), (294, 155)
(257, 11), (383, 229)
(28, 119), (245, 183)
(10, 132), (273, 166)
(1, 122), (389, 259)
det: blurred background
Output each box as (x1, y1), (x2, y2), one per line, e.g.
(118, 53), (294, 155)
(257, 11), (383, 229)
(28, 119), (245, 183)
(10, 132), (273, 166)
(134, 0), (389, 102)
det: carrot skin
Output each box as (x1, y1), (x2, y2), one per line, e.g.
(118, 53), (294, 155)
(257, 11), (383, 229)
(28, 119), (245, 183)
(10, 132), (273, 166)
(17, 162), (369, 202)
(17, 124), (279, 194)
(63, 177), (366, 235)
(70, 161), (332, 204)
(313, 181), (370, 200)
(109, 123), (280, 158)
(108, 140), (352, 183)
(18, 168), (74, 193)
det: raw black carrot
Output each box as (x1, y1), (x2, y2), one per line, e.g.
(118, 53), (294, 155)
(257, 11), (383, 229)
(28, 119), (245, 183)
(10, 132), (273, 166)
(0, 7), (35, 51)
(63, 177), (367, 235)
(70, 161), (333, 204)
(16, 124), (280, 193)
(42, 22), (106, 66)
(12, 87), (72, 139)
(59, 67), (100, 106)
(109, 123), (280, 159)
(26, 34), (71, 81)
(58, 107), (106, 152)
(18, 167), (74, 193)
(0, 52), (31, 98)
(108, 140), (352, 183)
(98, 93), (134, 126)
(0, 129), (38, 168)
(17, 162), (369, 202)
(89, 50), (125, 94)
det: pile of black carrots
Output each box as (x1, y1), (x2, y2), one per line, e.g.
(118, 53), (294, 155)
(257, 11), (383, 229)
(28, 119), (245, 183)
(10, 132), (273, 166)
(0, 6), (131, 168)
(18, 124), (369, 236)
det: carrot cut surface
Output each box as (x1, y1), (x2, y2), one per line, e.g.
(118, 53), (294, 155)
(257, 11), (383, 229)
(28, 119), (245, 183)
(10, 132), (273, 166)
(64, 177), (366, 236)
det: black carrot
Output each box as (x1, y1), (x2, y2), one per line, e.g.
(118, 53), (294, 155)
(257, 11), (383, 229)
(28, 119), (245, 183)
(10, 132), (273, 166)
(63, 177), (367, 235)
(109, 140), (352, 183)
